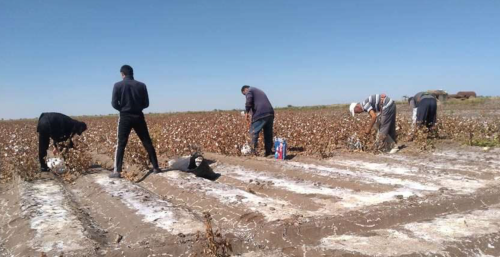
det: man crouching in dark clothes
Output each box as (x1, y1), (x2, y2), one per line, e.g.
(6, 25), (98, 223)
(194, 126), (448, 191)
(37, 112), (87, 172)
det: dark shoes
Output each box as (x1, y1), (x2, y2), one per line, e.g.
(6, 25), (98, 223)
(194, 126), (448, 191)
(40, 167), (50, 172)
(265, 152), (275, 159)
(108, 172), (122, 178)
(152, 168), (162, 174)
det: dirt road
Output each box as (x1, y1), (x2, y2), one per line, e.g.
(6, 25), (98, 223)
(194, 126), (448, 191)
(1, 145), (500, 256)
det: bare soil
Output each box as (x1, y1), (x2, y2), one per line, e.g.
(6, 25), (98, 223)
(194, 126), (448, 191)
(1, 141), (500, 256)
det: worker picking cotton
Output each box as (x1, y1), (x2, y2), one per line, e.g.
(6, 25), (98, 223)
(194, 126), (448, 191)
(350, 94), (400, 154)
(241, 85), (275, 157)
(408, 92), (437, 128)
(37, 112), (87, 172)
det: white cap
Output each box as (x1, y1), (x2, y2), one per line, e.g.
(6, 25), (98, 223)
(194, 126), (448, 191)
(349, 102), (358, 117)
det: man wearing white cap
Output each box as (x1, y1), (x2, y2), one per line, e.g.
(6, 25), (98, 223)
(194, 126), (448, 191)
(349, 94), (399, 153)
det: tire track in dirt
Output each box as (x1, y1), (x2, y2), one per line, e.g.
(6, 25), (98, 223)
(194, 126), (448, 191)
(434, 149), (500, 167)
(381, 151), (499, 179)
(0, 180), (36, 257)
(251, 186), (500, 256)
(265, 153), (492, 196)
(206, 154), (436, 214)
(158, 170), (306, 221)
(204, 153), (394, 193)
(69, 173), (208, 256)
(198, 152), (500, 256)
(0, 192), (13, 257)
(139, 170), (263, 228)
(317, 204), (500, 256)
(214, 173), (329, 213)
(18, 178), (98, 256)
(213, 164), (422, 213)
(327, 158), (489, 194)
(277, 160), (441, 195)
(240, 250), (291, 257)
(137, 171), (287, 255)
(93, 174), (204, 235)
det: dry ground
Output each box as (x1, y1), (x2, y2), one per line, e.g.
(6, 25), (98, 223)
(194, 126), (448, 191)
(1, 143), (500, 256)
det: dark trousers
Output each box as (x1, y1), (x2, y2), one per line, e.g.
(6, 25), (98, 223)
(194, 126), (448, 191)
(250, 116), (274, 155)
(38, 132), (51, 169)
(378, 103), (397, 150)
(38, 116), (51, 169)
(416, 98), (437, 128)
(114, 114), (159, 172)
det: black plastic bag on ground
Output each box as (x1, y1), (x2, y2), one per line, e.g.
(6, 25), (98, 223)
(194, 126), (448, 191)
(168, 152), (220, 181)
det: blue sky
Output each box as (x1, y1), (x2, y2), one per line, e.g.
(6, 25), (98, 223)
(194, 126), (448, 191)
(0, 0), (499, 119)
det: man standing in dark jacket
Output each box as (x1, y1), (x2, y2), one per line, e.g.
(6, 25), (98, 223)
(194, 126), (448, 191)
(241, 85), (275, 156)
(37, 112), (87, 171)
(109, 65), (161, 178)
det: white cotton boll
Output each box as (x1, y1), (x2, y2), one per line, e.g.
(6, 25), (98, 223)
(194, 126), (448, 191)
(241, 143), (252, 155)
(47, 158), (65, 173)
(47, 158), (63, 168)
(195, 157), (203, 167)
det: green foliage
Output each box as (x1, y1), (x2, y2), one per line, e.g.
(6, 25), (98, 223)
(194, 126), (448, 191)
(470, 137), (500, 147)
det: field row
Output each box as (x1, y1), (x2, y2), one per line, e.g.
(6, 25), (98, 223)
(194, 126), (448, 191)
(2, 108), (500, 184)
(1, 147), (499, 256)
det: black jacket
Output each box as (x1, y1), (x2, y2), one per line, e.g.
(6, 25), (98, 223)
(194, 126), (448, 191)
(112, 76), (150, 115)
(168, 153), (220, 180)
(37, 112), (87, 144)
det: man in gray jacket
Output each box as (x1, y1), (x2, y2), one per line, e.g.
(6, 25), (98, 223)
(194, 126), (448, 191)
(409, 92), (437, 128)
(241, 85), (275, 156)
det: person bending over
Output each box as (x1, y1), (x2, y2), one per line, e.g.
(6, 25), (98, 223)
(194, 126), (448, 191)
(241, 85), (275, 157)
(409, 92), (437, 128)
(350, 94), (400, 153)
(37, 112), (87, 172)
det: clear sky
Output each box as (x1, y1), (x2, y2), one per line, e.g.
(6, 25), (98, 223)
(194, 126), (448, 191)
(0, 0), (499, 119)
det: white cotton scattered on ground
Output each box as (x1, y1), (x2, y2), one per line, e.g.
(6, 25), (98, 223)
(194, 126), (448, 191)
(384, 151), (500, 173)
(405, 206), (500, 243)
(161, 171), (305, 221)
(216, 164), (354, 197)
(239, 250), (289, 257)
(20, 180), (92, 253)
(433, 150), (500, 167)
(320, 230), (442, 256)
(283, 161), (438, 192)
(329, 158), (488, 194)
(94, 174), (204, 234)
(215, 164), (420, 211)
(320, 205), (500, 256)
